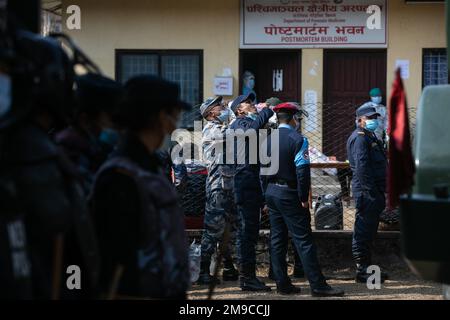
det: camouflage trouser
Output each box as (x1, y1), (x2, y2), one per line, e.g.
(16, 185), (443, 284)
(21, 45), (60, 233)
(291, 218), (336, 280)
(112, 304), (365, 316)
(200, 188), (240, 264)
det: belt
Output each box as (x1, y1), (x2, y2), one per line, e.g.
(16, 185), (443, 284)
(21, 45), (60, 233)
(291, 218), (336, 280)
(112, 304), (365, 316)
(268, 178), (297, 189)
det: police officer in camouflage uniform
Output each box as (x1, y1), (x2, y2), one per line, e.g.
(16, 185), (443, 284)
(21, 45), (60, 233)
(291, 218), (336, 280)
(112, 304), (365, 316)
(197, 96), (239, 284)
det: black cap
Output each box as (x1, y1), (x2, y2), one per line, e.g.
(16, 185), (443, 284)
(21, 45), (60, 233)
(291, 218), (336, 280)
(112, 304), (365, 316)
(124, 75), (191, 111)
(75, 73), (123, 115)
(116, 75), (191, 130)
(356, 105), (380, 118)
(230, 92), (256, 112)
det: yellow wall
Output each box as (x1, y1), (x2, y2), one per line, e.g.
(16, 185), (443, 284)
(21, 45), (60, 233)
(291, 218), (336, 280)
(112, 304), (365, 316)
(62, 0), (446, 110)
(62, 0), (241, 99)
(387, 1), (446, 109)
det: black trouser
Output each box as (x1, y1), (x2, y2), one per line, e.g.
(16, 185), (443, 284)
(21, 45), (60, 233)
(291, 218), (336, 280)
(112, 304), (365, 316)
(352, 189), (386, 263)
(266, 184), (326, 290)
(234, 170), (263, 273)
(269, 239), (303, 274)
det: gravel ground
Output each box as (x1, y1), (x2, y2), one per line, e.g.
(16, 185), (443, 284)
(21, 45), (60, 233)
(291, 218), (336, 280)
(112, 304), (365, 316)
(188, 267), (444, 300)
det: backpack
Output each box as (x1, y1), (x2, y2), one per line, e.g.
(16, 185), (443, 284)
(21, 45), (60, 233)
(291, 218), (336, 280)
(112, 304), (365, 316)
(314, 194), (344, 230)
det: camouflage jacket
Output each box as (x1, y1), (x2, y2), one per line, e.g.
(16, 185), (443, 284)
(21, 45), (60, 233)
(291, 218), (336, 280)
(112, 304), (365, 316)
(202, 120), (235, 193)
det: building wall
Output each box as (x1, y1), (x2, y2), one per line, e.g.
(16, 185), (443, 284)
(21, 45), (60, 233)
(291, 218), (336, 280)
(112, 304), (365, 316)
(62, 0), (446, 113)
(62, 0), (241, 98)
(387, 1), (446, 109)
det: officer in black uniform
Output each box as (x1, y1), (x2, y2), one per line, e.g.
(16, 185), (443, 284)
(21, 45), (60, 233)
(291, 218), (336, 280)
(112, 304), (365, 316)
(89, 75), (190, 299)
(347, 105), (388, 283)
(265, 103), (344, 296)
(229, 92), (273, 292)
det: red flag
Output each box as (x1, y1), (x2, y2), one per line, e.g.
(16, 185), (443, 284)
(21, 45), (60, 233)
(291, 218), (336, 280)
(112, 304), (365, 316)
(387, 69), (415, 209)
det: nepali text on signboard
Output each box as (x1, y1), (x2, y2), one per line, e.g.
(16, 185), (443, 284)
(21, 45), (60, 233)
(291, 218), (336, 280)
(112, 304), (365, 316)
(240, 0), (387, 48)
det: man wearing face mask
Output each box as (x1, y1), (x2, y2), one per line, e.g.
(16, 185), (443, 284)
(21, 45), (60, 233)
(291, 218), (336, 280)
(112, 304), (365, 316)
(55, 73), (123, 195)
(265, 103), (344, 296)
(242, 71), (257, 103)
(259, 97), (305, 281)
(89, 75), (190, 299)
(196, 96), (239, 285)
(359, 88), (388, 148)
(229, 92), (273, 291)
(347, 105), (388, 284)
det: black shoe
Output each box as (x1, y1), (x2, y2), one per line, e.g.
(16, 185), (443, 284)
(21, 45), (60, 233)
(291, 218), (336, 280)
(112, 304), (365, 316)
(196, 273), (221, 285)
(291, 268), (305, 279)
(240, 276), (272, 292)
(277, 284), (301, 295)
(222, 266), (239, 282)
(311, 284), (345, 297)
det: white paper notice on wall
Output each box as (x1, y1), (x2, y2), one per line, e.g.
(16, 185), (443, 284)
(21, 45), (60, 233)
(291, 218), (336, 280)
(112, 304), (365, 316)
(213, 77), (233, 96)
(395, 60), (410, 79)
(304, 90), (318, 133)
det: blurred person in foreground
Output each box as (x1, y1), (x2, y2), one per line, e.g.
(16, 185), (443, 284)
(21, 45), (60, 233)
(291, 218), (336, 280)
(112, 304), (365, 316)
(89, 75), (191, 299)
(55, 73), (123, 194)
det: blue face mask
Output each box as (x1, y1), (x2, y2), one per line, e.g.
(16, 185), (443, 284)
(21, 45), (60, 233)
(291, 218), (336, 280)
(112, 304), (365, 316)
(246, 112), (258, 121)
(247, 79), (255, 89)
(99, 128), (120, 147)
(217, 108), (230, 123)
(371, 96), (382, 104)
(365, 119), (379, 132)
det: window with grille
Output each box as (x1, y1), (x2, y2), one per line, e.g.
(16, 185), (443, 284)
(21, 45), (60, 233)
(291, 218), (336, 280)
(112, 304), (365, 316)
(116, 50), (203, 129)
(423, 49), (449, 88)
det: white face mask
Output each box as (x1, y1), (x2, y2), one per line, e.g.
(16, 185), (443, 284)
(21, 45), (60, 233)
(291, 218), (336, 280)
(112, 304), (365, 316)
(0, 74), (12, 118)
(268, 114), (278, 124)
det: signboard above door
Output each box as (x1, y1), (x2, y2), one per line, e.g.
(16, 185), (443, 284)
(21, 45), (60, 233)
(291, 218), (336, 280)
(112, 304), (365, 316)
(240, 0), (387, 49)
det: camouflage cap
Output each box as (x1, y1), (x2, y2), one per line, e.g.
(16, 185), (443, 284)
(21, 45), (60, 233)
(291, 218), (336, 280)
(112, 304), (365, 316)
(199, 96), (223, 117)
(265, 97), (283, 107)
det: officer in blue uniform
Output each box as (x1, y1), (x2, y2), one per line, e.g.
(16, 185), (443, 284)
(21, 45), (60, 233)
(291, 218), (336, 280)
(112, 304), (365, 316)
(229, 92), (273, 291)
(265, 103), (344, 296)
(347, 105), (388, 283)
